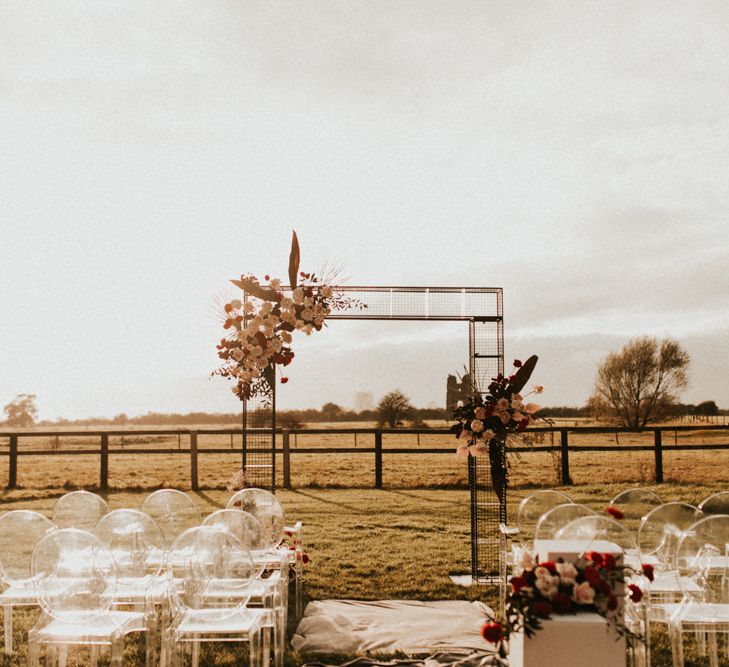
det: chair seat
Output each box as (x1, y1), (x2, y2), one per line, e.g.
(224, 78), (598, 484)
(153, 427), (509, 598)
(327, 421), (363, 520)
(172, 608), (265, 635)
(37, 610), (146, 642)
(1, 584), (37, 604)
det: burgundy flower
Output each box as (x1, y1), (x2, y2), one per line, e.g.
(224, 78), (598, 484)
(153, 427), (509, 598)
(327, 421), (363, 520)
(587, 552), (604, 567)
(514, 359), (523, 367)
(553, 592), (572, 613)
(606, 506), (625, 520)
(603, 554), (616, 570)
(531, 601), (553, 618)
(510, 575), (528, 593)
(539, 561), (558, 575)
(642, 564), (655, 582)
(628, 584), (643, 603)
(481, 622), (504, 643)
(280, 377), (289, 384)
(584, 566), (602, 587)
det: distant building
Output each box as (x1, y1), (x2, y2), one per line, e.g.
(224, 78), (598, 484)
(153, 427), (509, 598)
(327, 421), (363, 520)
(446, 373), (471, 410)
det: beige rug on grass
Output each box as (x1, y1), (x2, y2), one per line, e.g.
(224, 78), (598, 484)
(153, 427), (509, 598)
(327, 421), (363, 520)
(292, 599), (495, 656)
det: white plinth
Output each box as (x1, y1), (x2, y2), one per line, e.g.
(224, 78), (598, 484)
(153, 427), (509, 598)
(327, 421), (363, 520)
(533, 539), (623, 563)
(509, 613), (626, 667)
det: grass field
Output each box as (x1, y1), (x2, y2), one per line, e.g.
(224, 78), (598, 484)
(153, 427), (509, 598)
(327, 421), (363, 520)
(1, 482), (728, 665)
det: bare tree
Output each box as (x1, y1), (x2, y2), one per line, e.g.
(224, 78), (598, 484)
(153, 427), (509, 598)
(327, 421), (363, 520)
(588, 337), (689, 429)
(376, 390), (414, 428)
(3, 393), (39, 427)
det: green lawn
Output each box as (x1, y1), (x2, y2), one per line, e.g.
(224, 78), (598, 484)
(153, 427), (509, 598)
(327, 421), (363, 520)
(0, 481), (727, 665)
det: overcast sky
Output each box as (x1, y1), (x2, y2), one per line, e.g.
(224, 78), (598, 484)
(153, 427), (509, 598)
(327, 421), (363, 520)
(2, 1), (728, 420)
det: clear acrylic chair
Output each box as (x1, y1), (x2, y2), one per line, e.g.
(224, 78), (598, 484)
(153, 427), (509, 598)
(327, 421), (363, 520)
(141, 489), (201, 547)
(532, 503), (597, 542)
(698, 491), (729, 516)
(52, 490), (110, 531)
(0, 510), (55, 655)
(638, 502), (704, 572)
(610, 487), (663, 533)
(497, 490), (572, 614)
(204, 509), (286, 667)
(94, 509), (168, 661)
(226, 488), (305, 619)
(667, 514), (729, 667)
(162, 525), (267, 667)
(28, 527), (150, 667)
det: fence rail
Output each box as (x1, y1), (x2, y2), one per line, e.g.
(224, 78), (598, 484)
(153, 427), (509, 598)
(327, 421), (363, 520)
(1, 424), (728, 490)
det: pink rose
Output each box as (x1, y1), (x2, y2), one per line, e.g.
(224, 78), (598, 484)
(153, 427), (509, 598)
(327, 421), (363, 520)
(572, 581), (596, 605)
(482, 429), (496, 442)
(500, 411), (511, 424)
(456, 444), (470, 458)
(474, 407), (487, 420)
(470, 419), (485, 433)
(524, 403), (541, 414)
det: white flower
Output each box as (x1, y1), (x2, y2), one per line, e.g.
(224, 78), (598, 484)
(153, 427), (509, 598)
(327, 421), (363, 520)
(572, 581), (596, 605)
(470, 419), (485, 433)
(229, 299), (242, 309)
(535, 574), (559, 599)
(243, 301), (254, 314)
(301, 308), (314, 321)
(518, 550), (537, 571)
(482, 429), (496, 442)
(269, 278), (281, 289)
(556, 562), (578, 583)
(321, 285), (333, 298)
(280, 297), (293, 309)
(231, 348), (244, 361)
(533, 385), (544, 394)
(292, 288), (304, 305)
(303, 297), (313, 308)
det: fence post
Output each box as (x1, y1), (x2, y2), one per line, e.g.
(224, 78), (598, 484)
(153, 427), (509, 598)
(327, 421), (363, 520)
(654, 429), (663, 483)
(375, 430), (383, 489)
(7, 436), (17, 489)
(100, 433), (109, 490)
(283, 430), (291, 489)
(190, 431), (199, 491)
(560, 429), (571, 485)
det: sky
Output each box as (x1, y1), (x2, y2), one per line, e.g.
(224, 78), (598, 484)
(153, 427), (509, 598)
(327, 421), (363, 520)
(1, 1), (728, 420)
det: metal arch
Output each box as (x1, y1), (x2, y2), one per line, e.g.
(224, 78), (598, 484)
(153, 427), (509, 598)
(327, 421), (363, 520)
(242, 285), (504, 581)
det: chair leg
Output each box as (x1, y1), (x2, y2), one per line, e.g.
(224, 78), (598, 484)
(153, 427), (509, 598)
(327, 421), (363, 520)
(709, 631), (719, 667)
(191, 638), (201, 667)
(110, 638), (125, 667)
(669, 622), (684, 667)
(3, 605), (12, 655)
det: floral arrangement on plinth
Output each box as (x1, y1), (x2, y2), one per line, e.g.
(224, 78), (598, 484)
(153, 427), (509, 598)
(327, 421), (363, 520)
(451, 356), (544, 499)
(213, 232), (363, 401)
(481, 551), (653, 657)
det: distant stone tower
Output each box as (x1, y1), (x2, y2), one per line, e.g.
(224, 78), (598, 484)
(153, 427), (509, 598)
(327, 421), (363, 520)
(446, 373), (471, 411)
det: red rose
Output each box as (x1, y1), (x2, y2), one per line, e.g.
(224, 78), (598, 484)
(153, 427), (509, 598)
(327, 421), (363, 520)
(584, 566), (602, 587)
(554, 592), (572, 613)
(587, 552), (603, 567)
(531, 601), (553, 618)
(606, 506), (625, 520)
(628, 584), (642, 603)
(481, 622), (504, 643)
(510, 576), (528, 593)
(607, 593), (618, 611)
(518, 418), (530, 431)
(603, 554), (616, 570)
(642, 564), (655, 582)
(539, 561), (558, 575)
(264, 274), (270, 280)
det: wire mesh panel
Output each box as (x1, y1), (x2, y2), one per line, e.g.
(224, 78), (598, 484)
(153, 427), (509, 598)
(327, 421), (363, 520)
(241, 378), (276, 492)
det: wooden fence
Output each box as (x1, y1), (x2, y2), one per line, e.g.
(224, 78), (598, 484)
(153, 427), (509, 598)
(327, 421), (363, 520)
(1, 424), (728, 490)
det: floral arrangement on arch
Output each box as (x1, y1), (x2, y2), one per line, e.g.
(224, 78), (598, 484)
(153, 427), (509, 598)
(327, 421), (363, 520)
(451, 356), (544, 499)
(481, 551), (653, 657)
(214, 232), (363, 401)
